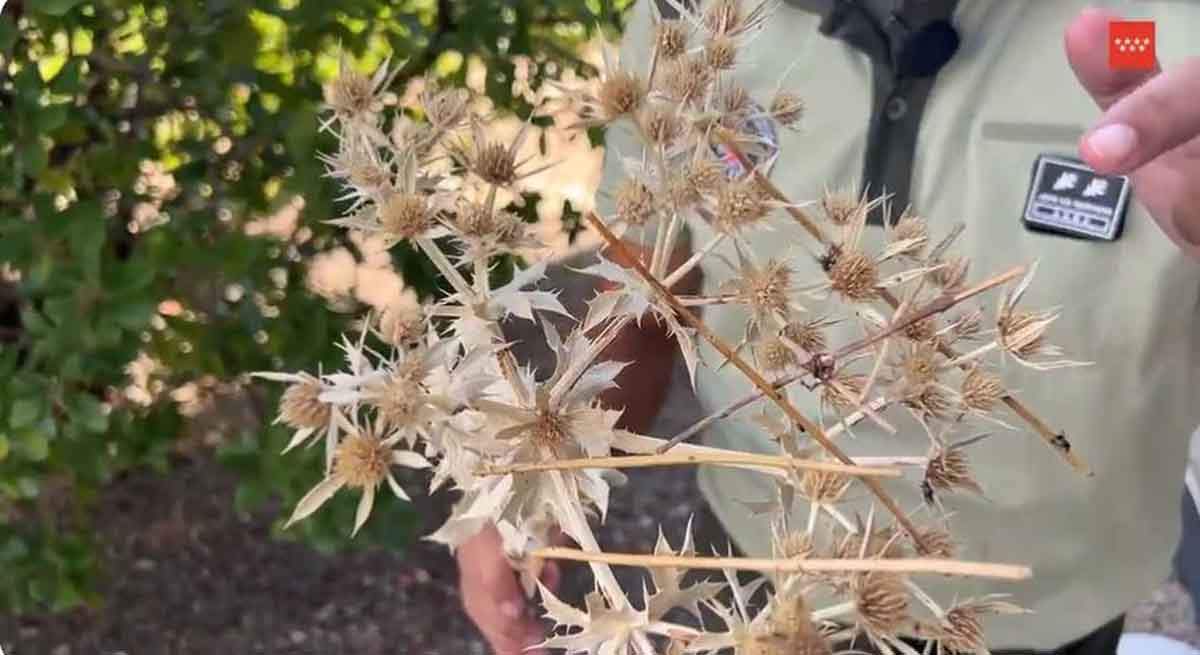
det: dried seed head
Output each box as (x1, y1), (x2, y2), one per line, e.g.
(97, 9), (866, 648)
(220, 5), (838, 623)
(472, 141), (520, 187)
(892, 210), (928, 256)
(669, 160), (724, 208)
(656, 20), (689, 59)
(774, 530), (815, 560)
(704, 0), (744, 36)
(454, 201), (523, 242)
(898, 341), (941, 387)
(615, 178), (657, 226)
(821, 374), (866, 412)
(378, 303), (426, 347)
(905, 384), (955, 420)
(597, 70), (647, 121)
(379, 193), (434, 241)
(371, 374), (425, 429)
(852, 572), (910, 636)
(998, 310), (1050, 360)
(734, 259), (793, 319)
(639, 104), (686, 147)
(916, 526), (957, 559)
(531, 409), (569, 450)
(755, 336), (798, 372)
(949, 309), (984, 342)
(279, 379), (330, 430)
(662, 56), (713, 105)
(325, 65), (384, 120)
(770, 90), (805, 129)
(717, 83), (755, 127)
(937, 606), (987, 653)
(960, 368), (1004, 413)
(348, 158), (393, 196)
(925, 447), (981, 495)
(715, 178), (771, 233)
(782, 320), (827, 354)
(333, 433), (391, 489)
(903, 317), (938, 342)
(929, 255), (970, 291)
(836, 527), (906, 560)
(828, 250), (879, 302)
(705, 36), (739, 71)
(767, 593), (833, 655)
(421, 82), (471, 131)
(801, 469), (851, 503)
(821, 190), (862, 226)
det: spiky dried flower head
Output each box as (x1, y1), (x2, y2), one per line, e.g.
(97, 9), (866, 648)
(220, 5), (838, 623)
(597, 69), (648, 121)
(905, 384), (955, 421)
(378, 193), (435, 241)
(668, 159), (724, 209)
(801, 469), (852, 504)
(702, 0), (770, 38)
(662, 55), (713, 106)
(820, 373), (866, 413)
(656, 20), (690, 59)
(929, 254), (970, 291)
(333, 433), (391, 489)
(755, 336), (799, 372)
(960, 367), (1004, 413)
(781, 319), (828, 354)
(473, 141), (521, 187)
(705, 36), (739, 71)
(998, 310), (1055, 361)
(762, 592), (833, 655)
(324, 56), (393, 121)
(639, 104), (686, 147)
(916, 526), (957, 559)
(828, 249), (879, 302)
(453, 201), (523, 243)
(420, 80), (472, 132)
(903, 317), (938, 342)
(916, 597), (1027, 653)
(715, 178), (772, 233)
(897, 341), (942, 388)
(279, 379), (330, 430)
(852, 572), (910, 637)
(717, 83), (755, 129)
(891, 210), (929, 257)
(769, 90), (805, 129)
(820, 189), (864, 226)
(738, 259), (792, 315)
(614, 178), (657, 227)
(378, 303), (427, 347)
(531, 408), (569, 450)
(949, 309), (985, 342)
(773, 530), (815, 560)
(368, 364), (428, 429)
(925, 446), (982, 496)
(836, 525), (908, 560)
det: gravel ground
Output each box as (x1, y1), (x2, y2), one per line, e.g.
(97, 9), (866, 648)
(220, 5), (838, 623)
(1, 352), (1197, 653)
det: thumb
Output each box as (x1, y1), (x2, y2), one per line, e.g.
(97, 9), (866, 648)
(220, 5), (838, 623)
(1064, 6), (1161, 111)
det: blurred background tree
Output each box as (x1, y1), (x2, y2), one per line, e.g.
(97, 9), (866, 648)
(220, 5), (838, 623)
(0, 0), (629, 612)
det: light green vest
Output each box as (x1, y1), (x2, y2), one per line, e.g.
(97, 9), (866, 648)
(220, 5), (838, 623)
(602, 0), (1200, 649)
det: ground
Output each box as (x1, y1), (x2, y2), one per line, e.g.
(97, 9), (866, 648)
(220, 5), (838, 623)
(1, 361), (1197, 654)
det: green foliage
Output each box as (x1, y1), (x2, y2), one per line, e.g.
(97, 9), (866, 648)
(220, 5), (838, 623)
(0, 0), (631, 612)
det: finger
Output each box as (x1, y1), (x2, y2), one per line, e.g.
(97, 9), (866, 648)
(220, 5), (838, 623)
(540, 560), (562, 592)
(1078, 57), (1200, 175)
(1064, 6), (1161, 110)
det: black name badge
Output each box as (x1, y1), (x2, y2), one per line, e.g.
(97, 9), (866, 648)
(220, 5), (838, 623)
(1022, 155), (1131, 241)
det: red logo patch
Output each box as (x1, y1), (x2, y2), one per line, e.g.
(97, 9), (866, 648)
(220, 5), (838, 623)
(1108, 21), (1156, 71)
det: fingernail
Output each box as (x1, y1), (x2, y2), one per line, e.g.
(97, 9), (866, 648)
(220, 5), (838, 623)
(500, 600), (522, 620)
(1085, 123), (1137, 166)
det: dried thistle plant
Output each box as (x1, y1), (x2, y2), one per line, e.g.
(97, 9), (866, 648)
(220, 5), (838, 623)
(253, 3), (1093, 652)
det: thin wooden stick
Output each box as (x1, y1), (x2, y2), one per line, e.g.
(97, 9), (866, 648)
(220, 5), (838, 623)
(719, 138), (1090, 476)
(478, 452), (902, 478)
(533, 547), (1032, 581)
(586, 213), (931, 554)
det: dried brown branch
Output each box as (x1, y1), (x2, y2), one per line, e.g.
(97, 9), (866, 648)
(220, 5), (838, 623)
(585, 213), (931, 554)
(719, 136), (1090, 476)
(478, 452), (902, 478)
(533, 547), (1032, 581)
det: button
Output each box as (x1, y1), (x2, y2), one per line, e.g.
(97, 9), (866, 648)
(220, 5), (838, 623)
(885, 95), (908, 121)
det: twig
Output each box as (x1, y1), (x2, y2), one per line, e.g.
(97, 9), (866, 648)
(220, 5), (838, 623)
(533, 547), (1032, 581)
(657, 371), (807, 452)
(719, 138), (1090, 476)
(478, 452), (902, 478)
(585, 213), (932, 554)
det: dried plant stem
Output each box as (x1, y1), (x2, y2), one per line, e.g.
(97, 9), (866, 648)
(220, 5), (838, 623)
(585, 212), (931, 554)
(663, 232), (725, 288)
(718, 138), (1089, 476)
(416, 237), (473, 299)
(478, 452), (902, 478)
(678, 295), (739, 307)
(533, 547), (1033, 581)
(657, 371), (808, 452)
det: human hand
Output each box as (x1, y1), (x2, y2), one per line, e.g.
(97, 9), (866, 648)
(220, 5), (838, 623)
(1065, 7), (1200, 256)
(457, 525), (562, 655)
